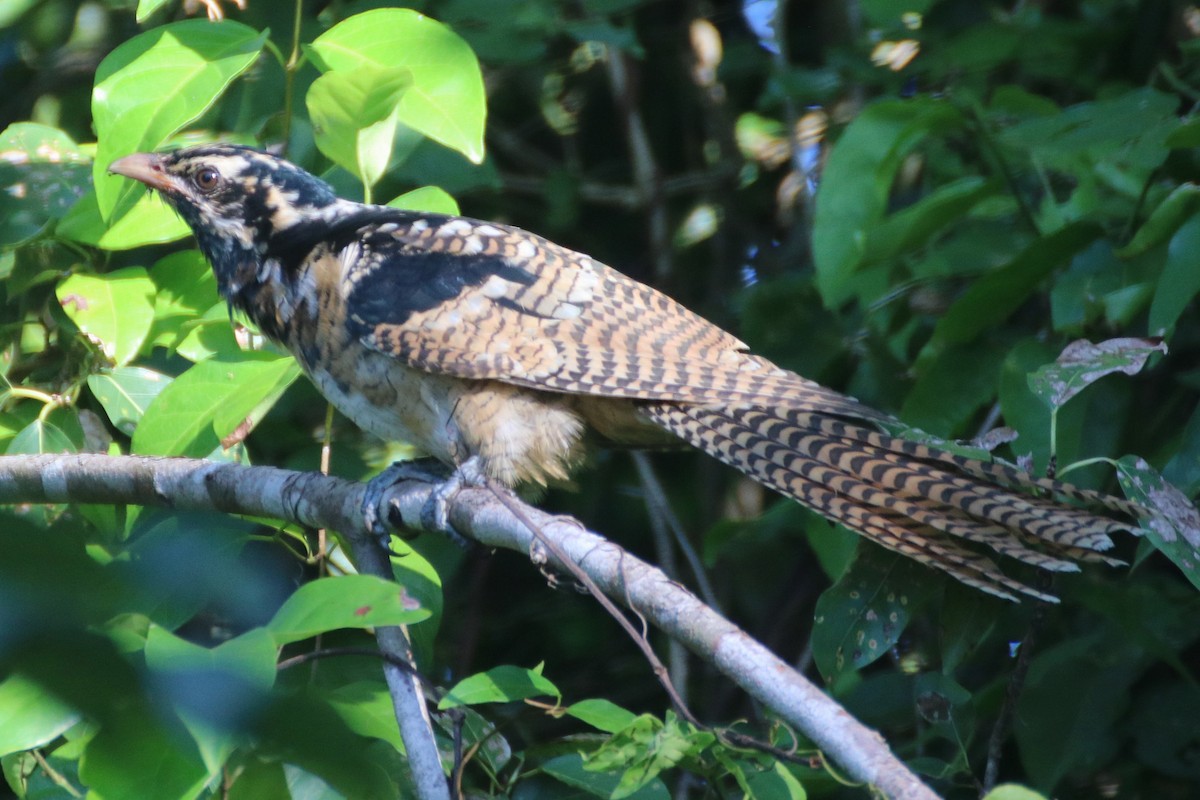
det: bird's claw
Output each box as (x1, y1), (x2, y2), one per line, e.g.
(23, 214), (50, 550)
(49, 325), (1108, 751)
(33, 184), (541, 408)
(361, 456), (484, 549)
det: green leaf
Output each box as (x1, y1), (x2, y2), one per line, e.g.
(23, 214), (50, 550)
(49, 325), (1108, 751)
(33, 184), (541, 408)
(542, 753), (670, 800)
(0, 673), (82, 756)
(742, 759), (808, 800)
(136, 0), (173, 22)
(88, 366), (172, 436)
(5, 418), (77, 455)
(861, 177), (1001, 266)
(812, 98), (964, 306)
(131, 351), (300, 457)
(811, 548), (937, 683)
(93, 20), (266, 218)
(57, 267), (156, 366)
(0, 123), (91, 246)
(566, 698), (638, 733)
(1116, 184), (1200, 259)
(1149, 213), (1200, 336)
(1027, 337), (1166, 412)
(980, 784), (1048, 800)
(323, 682), (403, 749)
(387, 186), (460, 215)
(266, 575), (430, 646)
(79, 716), (209, 800)
(307, 65), (412, 191)
(56, 186), (191, 249)
(927, 222), (1102, 352)
(308, 8), (486, 164)
(1116, 457), (1200, 592)
(144, 626), (278, 770)
(143, 251), (237, 362)
(1015, 633), (1143, 790)
(585, 713), (714, 800)
(439, 664), (560, 709)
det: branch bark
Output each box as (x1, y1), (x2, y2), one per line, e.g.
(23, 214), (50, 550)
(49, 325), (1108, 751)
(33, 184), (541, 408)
(0, 453), (937, 800)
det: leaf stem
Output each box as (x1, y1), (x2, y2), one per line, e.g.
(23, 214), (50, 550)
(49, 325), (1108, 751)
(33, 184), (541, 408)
(280, 0), (306, 154)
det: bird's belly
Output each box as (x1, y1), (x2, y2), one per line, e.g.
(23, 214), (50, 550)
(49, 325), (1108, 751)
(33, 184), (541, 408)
(303, 343), (586, 487)
(304, 347), (463, 465)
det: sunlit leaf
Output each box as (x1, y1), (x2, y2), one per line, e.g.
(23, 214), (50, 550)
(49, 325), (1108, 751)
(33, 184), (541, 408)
(57, 268), (156, 366)
(267, 575), (430, 645)
(308, 8), (486, 163)
(93, 20), (266, 218)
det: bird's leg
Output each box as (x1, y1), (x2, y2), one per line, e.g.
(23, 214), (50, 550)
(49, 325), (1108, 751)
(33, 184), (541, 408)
(361, 457), (451, 538)
(361, 455), (486, 547)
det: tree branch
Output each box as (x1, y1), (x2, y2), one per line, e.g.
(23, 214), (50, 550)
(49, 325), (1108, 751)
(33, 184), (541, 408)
(0, 453), (937, 800)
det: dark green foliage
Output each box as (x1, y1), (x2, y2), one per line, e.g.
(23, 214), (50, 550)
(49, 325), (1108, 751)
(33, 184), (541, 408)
(1, 1), (1199, 798)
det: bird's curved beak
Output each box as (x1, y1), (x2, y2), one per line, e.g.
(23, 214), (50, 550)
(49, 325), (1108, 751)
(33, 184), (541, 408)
(107, 152), (175, 193)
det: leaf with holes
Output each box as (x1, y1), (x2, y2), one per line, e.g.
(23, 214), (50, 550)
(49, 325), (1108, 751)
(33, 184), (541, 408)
(1027, 337), (1166, 412)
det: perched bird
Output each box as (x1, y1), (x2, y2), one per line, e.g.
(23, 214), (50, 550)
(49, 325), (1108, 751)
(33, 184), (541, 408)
(109, 144), (1142, 602)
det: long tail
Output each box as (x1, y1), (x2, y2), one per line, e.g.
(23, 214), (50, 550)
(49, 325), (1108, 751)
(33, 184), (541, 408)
(642, 403), (1141, 602)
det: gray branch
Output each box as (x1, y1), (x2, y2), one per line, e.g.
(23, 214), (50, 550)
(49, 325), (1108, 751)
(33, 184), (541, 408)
(0, 453), (937, 800)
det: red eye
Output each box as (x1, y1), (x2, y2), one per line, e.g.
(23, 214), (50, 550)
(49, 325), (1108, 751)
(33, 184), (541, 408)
(194, 168), (220, 192)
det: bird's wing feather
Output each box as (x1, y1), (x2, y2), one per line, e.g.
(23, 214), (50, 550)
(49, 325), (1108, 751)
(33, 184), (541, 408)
(340, 212), (881, 417)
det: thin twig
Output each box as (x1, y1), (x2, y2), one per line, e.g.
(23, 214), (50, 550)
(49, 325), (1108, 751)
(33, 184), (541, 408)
(482, 477), (702, 727)
(981, 583), (1050, 794)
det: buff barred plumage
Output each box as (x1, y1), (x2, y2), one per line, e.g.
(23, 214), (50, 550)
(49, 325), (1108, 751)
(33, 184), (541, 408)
(108, 144), (1146, 602)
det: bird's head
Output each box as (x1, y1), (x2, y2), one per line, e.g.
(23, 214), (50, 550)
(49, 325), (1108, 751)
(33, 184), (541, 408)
(108, 144), (347, 293)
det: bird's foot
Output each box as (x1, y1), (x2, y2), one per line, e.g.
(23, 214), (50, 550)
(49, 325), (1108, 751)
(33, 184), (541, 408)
(361, 456), (485, 549)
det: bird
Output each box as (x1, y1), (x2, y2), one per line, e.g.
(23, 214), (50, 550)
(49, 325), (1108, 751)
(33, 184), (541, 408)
(108, 144), (1143, 603)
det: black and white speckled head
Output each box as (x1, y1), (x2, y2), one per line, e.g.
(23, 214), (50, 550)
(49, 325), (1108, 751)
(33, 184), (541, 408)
(108, 144), (350, 296)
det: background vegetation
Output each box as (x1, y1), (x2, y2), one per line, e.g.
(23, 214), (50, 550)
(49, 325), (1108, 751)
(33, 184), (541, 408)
(1, 0), (1199, 798)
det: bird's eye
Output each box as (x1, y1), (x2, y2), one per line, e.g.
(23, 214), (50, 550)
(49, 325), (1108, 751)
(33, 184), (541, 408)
(193, 168), (221, 192)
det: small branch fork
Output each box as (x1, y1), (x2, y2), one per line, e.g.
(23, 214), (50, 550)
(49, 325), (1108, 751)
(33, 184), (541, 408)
(0, 454), (938, 800)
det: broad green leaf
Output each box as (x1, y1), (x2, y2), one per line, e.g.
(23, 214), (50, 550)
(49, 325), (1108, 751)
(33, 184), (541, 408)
(136, 0), (173, 22)
(811, 548), (937, 683)
(566, 698), (638, 733)
(131, 351), (300, 457)
(1116, 457), (1200, 592)
(267, 575), (430, 645)
(1027, 338), (1166, 412)
(0, 673), (82, 756)
(812, 98), (964, 307)
(926, 222), (1101, 352)
(56, 187), (192, 249)
(387, 539), (443, 667)
(742, 759), (807, 800)
(93, 20), (266, 218)
(439, 664), (560, 709)
(982, 785), (1048, 800)
(144, 626), (277, 770)
(307, 65), (412, 191)
(861, 177), (1001, 266)
(308, 8), (486, 163)
(88, 366), (172, 436)
(1015, 633), (1142, 790)
(1149, 214), (1200, 336)
(147, 250), (225, 352)
(79, 716), (209, 800)
(998, 88), (1178, 173)
(387, 186), (460, 215)
(5, 418), (77, 455)
(0, 123), (91, 246)
(1116, 184), (1200, 259)
(1129, 681), (1200, 779)
(542, 753), (670, 800)
(174, 304), (243, 362)
(57, 267), (156, 366)
(323, 682), (403, 750)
